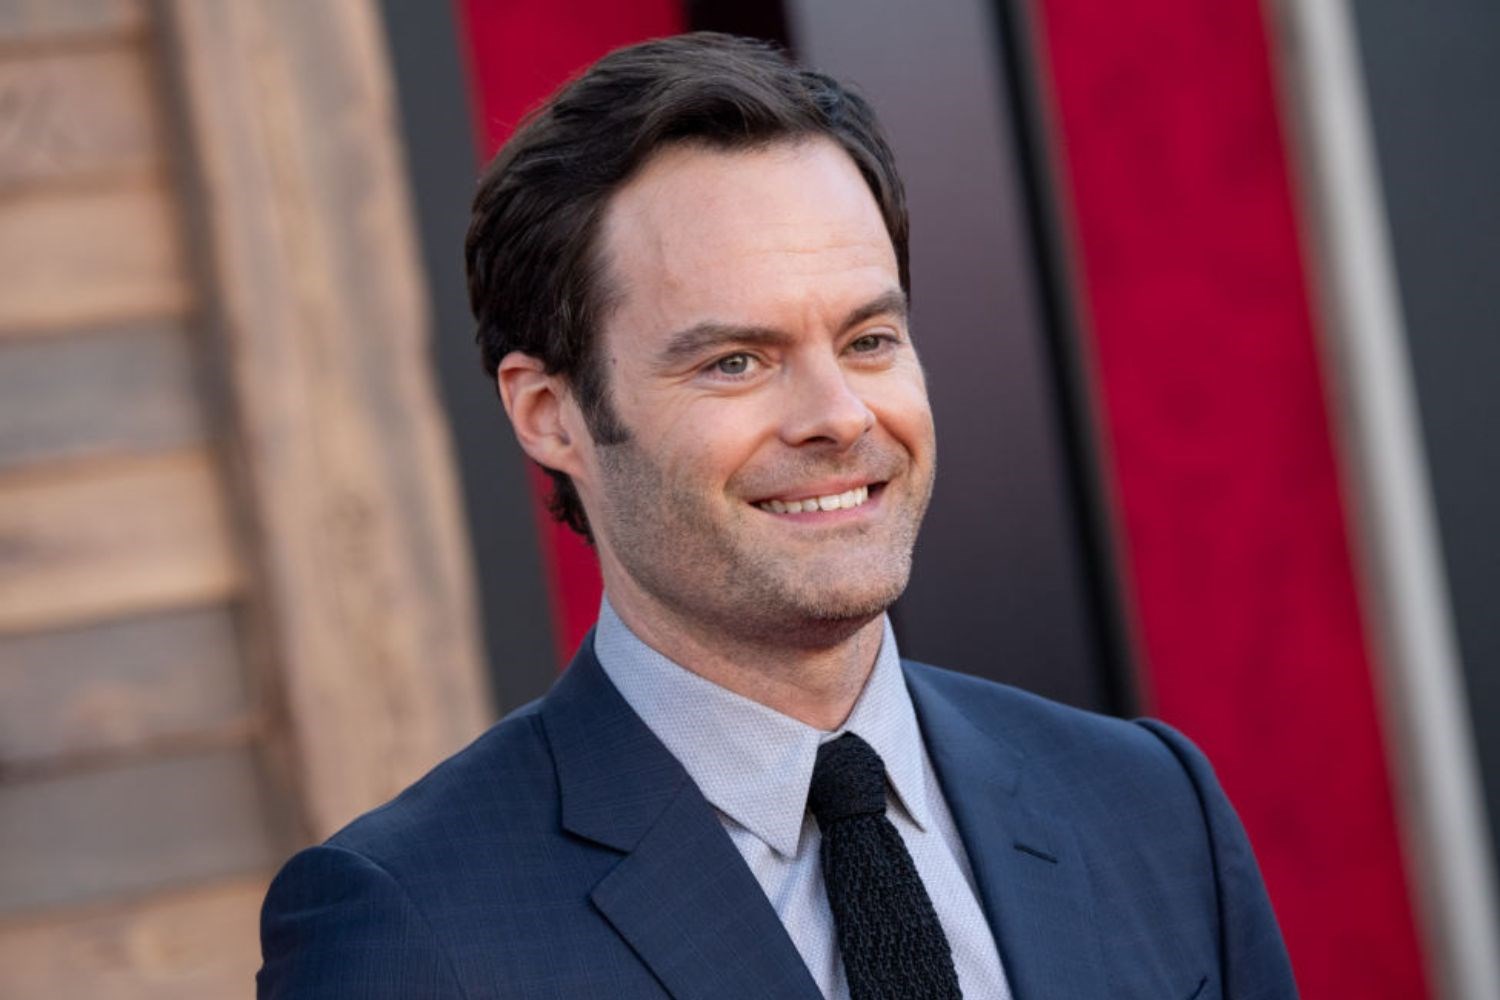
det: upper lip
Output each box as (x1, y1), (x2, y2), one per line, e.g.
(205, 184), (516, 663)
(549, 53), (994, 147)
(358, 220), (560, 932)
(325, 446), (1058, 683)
(750, 479), (882, 504)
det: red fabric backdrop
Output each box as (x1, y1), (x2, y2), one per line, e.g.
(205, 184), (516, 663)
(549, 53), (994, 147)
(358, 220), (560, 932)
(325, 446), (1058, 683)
(1030, 1), (1428, 996)
(454, 0), (684, 666)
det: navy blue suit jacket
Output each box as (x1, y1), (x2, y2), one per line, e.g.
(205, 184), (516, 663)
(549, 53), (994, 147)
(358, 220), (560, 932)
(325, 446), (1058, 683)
(258, 641), (1297, 998)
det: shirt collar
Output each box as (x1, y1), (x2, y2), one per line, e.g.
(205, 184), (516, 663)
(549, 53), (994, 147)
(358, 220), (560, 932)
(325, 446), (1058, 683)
(592, 598), (932, 858)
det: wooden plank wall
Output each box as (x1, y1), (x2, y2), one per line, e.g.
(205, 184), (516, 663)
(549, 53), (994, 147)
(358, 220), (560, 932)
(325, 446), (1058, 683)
(0, 1), (274, 994)
(0, 1), (490, 995)
(164, 0), (491, 842)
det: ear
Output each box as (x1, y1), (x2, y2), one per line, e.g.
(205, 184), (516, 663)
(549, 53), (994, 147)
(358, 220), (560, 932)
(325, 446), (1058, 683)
(497, 352), (586, 478)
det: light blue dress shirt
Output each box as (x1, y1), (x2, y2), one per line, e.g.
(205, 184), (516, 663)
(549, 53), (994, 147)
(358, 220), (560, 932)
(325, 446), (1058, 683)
(594, 600), (1013, 1000)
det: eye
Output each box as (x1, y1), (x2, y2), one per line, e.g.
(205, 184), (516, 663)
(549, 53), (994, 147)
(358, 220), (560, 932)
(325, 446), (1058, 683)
(848, 331), (898, 355)
(711, 353), (756, 377)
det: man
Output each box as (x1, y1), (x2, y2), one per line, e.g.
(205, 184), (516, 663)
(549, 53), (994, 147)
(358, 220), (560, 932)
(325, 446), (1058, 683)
(258, 32), (1296, 999)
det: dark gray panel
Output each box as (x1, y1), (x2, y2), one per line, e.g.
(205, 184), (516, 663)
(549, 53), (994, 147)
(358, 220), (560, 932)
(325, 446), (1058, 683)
(786, 0), (1112, 709)
(377, 1), (555, 713)
(1350, 0), (1500, 874)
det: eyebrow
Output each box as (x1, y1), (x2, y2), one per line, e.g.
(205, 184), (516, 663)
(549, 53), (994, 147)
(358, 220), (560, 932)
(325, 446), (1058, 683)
(652, 289), (910, 371)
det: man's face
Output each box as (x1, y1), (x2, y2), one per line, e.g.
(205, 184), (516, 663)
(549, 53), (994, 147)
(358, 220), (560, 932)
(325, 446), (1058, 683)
(574, 138), (935, 646)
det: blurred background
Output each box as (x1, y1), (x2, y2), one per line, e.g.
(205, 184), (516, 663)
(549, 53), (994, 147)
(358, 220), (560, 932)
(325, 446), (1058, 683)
(0, 0), (1495, 996)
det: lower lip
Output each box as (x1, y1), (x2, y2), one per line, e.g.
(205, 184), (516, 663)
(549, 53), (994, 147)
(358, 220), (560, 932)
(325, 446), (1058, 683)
(754, 485), (885, 523)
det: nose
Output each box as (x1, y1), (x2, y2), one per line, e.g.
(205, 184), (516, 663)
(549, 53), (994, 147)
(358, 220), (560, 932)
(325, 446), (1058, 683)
(779, 355), (875, 449)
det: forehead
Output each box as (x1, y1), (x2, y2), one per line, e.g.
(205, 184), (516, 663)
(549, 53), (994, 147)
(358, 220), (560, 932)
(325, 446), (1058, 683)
(596, 138), (899, 330)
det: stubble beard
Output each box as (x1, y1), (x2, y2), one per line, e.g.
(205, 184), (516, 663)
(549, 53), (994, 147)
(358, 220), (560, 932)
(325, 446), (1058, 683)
(593, 437), (932, 652)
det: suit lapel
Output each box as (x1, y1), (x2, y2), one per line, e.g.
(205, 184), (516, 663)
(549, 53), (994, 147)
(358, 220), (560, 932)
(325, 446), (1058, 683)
(905, 664), (1109, 1000)
(542, 641), (822, 1000)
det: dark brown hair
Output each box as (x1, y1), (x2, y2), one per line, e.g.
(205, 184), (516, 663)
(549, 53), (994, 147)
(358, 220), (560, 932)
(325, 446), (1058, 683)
(465, 31), (909, 540)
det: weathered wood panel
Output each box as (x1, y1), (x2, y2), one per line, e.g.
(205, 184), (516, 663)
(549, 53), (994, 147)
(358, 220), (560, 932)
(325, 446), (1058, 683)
(0, 746), (277, 913)
(0, 321), (206, 472)
(0, 0), (143, 47)
(0, 876), (263, 999)
(0, 450), (241, 635)
(163, 0), (489, 838)
(0, 180), (190, 336)
(0, 605), (247, 768)
(0, 44), (160, 189)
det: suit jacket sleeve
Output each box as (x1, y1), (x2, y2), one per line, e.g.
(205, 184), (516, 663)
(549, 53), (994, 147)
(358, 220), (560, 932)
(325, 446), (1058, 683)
(1137, 719), (1299, 999)
(257, 843), (467, 999)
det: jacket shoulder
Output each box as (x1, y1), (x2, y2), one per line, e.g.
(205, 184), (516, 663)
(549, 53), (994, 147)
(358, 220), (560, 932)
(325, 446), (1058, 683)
(259, 701), (569, 996)
(258, 843), (463, 998)
(904, 660), (1296, 994)
(323, 699), (555, 866)
(902, 659), (1187, 782)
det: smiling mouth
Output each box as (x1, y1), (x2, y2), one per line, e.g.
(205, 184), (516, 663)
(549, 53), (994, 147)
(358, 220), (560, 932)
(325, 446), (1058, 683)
(754, 483), (877, 514)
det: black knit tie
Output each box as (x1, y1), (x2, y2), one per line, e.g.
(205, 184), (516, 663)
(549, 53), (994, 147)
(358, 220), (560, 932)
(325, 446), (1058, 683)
(807, 733), (962, 1000)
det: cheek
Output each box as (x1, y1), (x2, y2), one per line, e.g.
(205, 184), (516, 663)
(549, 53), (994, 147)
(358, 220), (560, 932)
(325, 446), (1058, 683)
(865, 374), (935, 452)
(656, 400), (771, 489)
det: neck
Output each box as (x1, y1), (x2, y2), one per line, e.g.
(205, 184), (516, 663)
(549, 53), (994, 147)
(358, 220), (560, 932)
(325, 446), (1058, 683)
(603, 586), (886, 732)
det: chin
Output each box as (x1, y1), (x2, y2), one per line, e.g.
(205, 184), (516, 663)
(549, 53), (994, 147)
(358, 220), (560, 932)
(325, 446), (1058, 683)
(799, 581), (902, 623)
(750, 565), (909, 647)
(743, 607), (882, 651)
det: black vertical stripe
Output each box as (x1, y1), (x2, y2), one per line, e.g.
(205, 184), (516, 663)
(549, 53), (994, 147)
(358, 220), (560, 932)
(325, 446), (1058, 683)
(377, 0), (556, 714)
(685, 0), (792, 46)
(986, 0), (1137, 716)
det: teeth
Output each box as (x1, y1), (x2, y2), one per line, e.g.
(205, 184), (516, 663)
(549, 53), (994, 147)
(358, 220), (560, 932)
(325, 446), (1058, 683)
(757, 484), (871, 514)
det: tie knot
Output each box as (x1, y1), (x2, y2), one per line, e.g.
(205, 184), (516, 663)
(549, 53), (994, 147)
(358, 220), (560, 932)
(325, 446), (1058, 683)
(807, 732), (888, 827)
